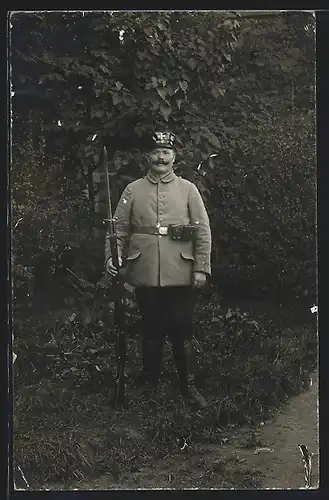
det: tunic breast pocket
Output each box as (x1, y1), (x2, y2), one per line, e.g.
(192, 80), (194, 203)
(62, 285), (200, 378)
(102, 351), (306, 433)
(180, 250), (195, 262)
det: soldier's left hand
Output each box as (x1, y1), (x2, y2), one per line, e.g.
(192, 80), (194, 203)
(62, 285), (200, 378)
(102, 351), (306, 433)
(192, 271), (207, 288)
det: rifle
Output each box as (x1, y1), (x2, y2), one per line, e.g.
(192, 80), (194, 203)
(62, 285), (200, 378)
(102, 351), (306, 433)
(103, 145), (126, 408)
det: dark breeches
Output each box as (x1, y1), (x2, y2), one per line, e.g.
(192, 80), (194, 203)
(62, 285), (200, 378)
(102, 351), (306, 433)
(134, 286), (197, 387)
(135, 286), (196, 341)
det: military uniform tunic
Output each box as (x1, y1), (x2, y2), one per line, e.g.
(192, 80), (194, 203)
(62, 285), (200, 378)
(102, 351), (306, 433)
(105, 169), (211, 286)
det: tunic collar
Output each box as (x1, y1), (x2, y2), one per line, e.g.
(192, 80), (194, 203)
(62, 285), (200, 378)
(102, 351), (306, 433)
(146, 169), (176, 184)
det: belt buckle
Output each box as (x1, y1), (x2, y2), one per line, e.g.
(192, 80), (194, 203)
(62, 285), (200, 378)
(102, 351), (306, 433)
(159, 226), (168, 235)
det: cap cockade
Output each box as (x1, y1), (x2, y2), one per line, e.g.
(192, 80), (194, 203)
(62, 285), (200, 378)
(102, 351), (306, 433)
(152, 131), (176, 149)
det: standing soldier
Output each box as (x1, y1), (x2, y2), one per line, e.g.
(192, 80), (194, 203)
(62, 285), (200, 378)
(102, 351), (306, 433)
(105, 131), (211, 408)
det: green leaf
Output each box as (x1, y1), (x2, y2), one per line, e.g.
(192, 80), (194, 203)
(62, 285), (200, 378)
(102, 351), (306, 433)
(222, 50), (232, 62)
(160, 103), (172, 121)
(156, 20), (167, 31)
(151, 76), (158, 87)
(210, 84), (226, 99)
(182, 71), (191, 82)
(99, 64), (110, 74)
(112, 93), (122, 106)
(156, 87), (167, 101)
(142, 25), (153, 36)
(201, 128), (221, 149)
(176, 98), (182, 109)
(179, 80), (188, 92)
(218, 86), (226, 97)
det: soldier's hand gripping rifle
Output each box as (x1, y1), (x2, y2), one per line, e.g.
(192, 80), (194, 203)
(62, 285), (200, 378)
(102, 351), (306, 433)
(103, 146), (126, 409)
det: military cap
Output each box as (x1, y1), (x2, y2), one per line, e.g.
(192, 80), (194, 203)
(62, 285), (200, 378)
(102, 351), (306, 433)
(151, 131), (176, 149)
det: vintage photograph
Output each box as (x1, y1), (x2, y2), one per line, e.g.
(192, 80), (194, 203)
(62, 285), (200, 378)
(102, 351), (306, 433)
(9, 10), (317, 490)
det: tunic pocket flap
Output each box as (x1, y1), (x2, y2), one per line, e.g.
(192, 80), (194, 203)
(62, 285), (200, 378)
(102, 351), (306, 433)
(180, 251), (195, 261)
(126, 251), (142, 261)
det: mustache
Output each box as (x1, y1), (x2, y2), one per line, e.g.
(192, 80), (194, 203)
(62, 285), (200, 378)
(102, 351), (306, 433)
(154, 160), (169, 165)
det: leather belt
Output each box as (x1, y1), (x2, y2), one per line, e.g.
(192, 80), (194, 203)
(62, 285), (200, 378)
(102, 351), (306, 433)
(132, 225), (169, 236)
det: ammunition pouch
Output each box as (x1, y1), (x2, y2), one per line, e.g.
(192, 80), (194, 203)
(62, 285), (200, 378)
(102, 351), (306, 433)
(168, 224), (198, 242)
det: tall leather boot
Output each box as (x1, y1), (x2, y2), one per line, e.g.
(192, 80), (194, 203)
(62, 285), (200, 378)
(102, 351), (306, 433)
(171, 338), (208, 408)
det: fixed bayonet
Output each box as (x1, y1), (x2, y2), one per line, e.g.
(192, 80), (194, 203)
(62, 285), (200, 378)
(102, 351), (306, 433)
(103, 145), (126, 408)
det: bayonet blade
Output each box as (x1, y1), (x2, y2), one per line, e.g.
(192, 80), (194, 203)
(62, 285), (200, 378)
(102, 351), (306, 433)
(103, 145), (113, 221)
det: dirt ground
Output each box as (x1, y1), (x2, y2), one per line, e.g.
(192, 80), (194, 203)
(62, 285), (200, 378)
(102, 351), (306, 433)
(245, 369), (319, 489)
(213, 368), (319, 490)
(39, 369), (319, 491)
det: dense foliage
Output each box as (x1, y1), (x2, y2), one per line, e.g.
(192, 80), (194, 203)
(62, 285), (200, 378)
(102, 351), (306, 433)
(10, 11), (317, 489)
(10, 10), (316, 305)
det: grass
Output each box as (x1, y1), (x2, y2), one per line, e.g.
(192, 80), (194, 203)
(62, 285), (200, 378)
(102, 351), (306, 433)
(12, 291), (317, 489)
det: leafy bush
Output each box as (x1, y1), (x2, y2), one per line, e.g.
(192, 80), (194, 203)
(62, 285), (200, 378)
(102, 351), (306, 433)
(11, 142), (106, 304)
(196, 112), (316, 302)
(195, 298), (317, 423)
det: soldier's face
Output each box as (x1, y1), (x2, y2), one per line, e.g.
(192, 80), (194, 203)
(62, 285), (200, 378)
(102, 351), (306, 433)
(149, 147), (175, 174)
